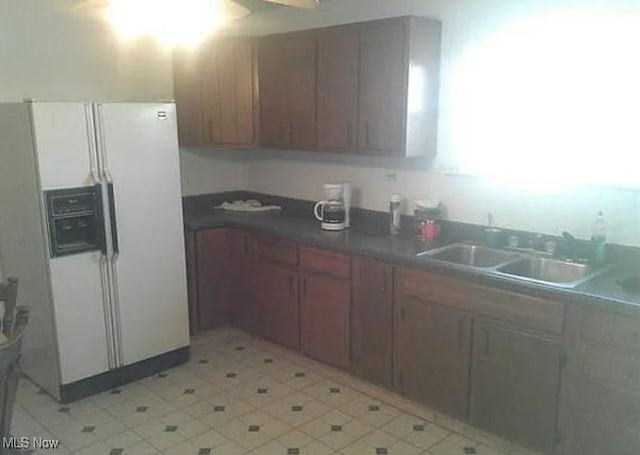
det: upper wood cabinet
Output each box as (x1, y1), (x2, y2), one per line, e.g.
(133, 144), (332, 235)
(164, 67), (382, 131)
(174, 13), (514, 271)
(317, 17), (442, 156)
(173, 16), (441, 156)
(258, 33), (317, 149)
(173, 50), (205, 147)
(201, 39), (256, 146)
(357, 18), (407, 153)
(173, 38), (257, 147)
(316, 26), (360, 150)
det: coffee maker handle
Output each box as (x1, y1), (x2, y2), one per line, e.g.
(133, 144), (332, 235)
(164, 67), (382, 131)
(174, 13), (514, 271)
(314, 201), (326, 221)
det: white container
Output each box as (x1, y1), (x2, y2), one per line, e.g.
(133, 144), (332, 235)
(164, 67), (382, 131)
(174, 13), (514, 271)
(390, 194), (402, 234)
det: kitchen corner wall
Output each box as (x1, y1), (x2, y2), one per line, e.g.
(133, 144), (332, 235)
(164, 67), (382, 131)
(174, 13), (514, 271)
(179, 149), (247, 196)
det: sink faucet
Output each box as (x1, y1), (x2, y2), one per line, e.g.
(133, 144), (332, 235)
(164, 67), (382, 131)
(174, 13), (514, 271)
(561, 231), (578, 259)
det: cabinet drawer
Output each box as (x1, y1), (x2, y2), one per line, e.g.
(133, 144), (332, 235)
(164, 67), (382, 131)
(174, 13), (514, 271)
(397, 268), (564, 335)
(582, 308), (640, 351)
(568, 413), (640, 455)
(572, 378), (640, 428)
(300, 246), (350, 279)
(255, 235), (298, 265)
(580, 344), (640, 391)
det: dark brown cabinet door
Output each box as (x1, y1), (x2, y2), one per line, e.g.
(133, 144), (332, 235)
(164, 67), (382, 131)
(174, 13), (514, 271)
(317, 26), (359, 150)
(228, 230), (255, 333)
(257, 38), (287, 147)
(358, 19), (407, 153)
(195, 229), (230, 329)
(557, 303), (640, 455)
(394, 296), (472, 420)
(201, 39), (256, 145)
(254, 258), (300, 350)
(470, 319), (561, 454)
(173, 50), (205, 147)
(351, 256), (393, 388)
(259, 35), (317, 149)
(300, 273), (350, 369)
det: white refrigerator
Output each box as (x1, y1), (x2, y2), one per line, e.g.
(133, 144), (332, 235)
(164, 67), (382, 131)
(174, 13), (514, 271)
(0, 102), (190, 401)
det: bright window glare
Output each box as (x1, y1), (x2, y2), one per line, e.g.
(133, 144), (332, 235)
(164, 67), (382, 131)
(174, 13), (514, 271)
(107, 0), (222, 48)
(450, 10), (640, 189)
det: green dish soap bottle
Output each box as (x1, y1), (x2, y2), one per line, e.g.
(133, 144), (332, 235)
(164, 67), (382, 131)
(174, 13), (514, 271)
(590, 211), (607, 266)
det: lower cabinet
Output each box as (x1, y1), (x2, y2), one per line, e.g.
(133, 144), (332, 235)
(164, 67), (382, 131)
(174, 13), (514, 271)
(394, 295), (472, 420)
(299, 247), (351, 369)
(300, 273), (350, 368)
(470, 319), (561, 454)
(227, 230), (255, 333)
(189, 230), (573, 454)
(557, 303), (640, 455)
(351, 256), (394, 388)
(195, 229), (231, 329)
(254, 257), (300, 350)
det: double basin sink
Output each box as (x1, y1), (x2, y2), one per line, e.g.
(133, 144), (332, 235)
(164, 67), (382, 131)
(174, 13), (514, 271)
(416, 243), (611, 288)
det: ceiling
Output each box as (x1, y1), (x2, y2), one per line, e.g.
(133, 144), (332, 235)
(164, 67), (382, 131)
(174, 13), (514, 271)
(232, 0), (284, 13)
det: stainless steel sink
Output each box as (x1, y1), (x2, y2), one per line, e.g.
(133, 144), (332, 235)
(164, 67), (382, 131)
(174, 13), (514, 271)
(417, 243), (521, 268)
(495, 256), (611, 288)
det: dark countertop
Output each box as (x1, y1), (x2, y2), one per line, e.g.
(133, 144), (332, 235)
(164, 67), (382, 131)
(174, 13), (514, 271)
(184, 202), (640, 312)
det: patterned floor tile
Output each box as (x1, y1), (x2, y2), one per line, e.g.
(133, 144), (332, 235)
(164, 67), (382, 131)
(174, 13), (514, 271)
(11, 328), (536, 455)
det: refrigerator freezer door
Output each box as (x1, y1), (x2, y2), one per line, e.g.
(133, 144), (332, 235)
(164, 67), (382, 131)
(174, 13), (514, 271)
(31, 103), (98, 190)
(97, 103), (190, 366)
(49, 253), (111, 384)
(0, 103), (61, 398)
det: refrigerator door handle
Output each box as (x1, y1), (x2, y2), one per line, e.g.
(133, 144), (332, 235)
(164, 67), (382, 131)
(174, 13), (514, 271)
(107, 254), (124, 367)
(84, 103), (101, 184)
(93, 104), (107, 181)
(94, 183), (108, 256)
(99, 254), (116, 369)
(107, 182), (120, 255)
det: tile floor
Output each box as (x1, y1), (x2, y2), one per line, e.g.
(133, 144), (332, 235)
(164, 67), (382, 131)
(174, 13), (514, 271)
(12, 329), (540, 455)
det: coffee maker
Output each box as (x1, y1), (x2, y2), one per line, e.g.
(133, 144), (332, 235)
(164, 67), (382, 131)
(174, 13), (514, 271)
(314, 183), (351, 231)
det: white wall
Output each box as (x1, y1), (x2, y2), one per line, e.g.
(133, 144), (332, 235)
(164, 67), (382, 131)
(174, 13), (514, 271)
(0, 0), (174, 102)
(242, 151), (640, 246)
(180, 149), (247, 196)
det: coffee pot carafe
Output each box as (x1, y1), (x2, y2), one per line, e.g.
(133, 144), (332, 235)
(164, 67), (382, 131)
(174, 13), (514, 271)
(314, 183), (350, 231)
